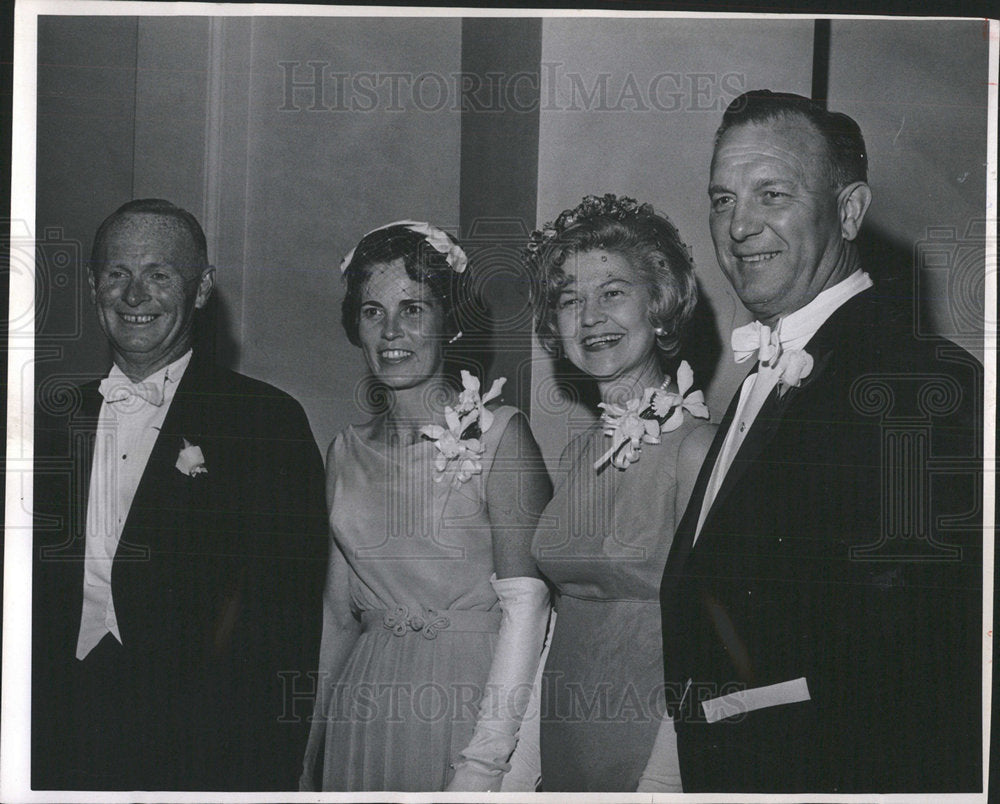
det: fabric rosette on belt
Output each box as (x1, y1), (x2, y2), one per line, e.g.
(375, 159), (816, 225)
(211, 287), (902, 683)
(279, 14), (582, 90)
(361, 605), (502, 640)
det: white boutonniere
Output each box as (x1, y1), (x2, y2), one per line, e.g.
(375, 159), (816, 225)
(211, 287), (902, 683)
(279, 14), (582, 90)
(594, 360), (709, 471)
(744, 320), (814, 398)
(774, 349), (814, 397)
(175, 438), (208, 477)
(732, 319), (816, 398)
(420, 371), (506, 487)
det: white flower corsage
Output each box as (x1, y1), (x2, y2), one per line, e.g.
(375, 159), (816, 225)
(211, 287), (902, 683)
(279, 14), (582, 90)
(420, 371), (506, 487)
(175, 438), (208, 477)
(594, 360), (709, 471)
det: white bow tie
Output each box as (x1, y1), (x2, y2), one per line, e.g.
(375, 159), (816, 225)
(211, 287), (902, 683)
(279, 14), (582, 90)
(99, 375), (166, 407)
(731, 320), (786, 365)
(731, 319), (815, 391)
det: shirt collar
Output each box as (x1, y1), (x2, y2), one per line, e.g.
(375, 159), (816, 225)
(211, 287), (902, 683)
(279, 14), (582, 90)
(773, 270), (873, 352)
(99, 350), (193, 408)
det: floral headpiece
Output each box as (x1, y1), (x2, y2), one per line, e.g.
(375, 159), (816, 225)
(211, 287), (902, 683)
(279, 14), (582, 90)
(523, 194), (658, 271)
(339, 220), (468, 274)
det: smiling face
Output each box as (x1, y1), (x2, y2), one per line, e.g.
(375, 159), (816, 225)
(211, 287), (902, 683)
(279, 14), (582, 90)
(89, 213), (214, 381)
(357, 258), (446, 390)
(708, 117), (854, 324)
(554, 249), (660, 390)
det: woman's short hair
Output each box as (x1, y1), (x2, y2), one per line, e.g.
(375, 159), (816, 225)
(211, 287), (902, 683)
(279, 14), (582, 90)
(527, 196), (697, 358)
(340, 224), (466, 347)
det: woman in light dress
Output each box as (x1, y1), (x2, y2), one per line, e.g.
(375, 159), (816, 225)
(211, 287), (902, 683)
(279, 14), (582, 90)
(301, 221), (552, 792)
(526, 195), (715, 791)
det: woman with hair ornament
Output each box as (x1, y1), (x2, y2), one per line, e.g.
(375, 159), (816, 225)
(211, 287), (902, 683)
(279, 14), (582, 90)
(525, 195), (716, 791)
(300, 221), (552, 792)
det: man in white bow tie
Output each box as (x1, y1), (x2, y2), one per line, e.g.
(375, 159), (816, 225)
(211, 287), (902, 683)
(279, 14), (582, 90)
(32, 199), (328, 791)
(659, 91), (982, 792)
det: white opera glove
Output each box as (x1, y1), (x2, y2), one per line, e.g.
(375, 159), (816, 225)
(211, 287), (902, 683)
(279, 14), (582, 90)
(500, 609), (556, 791)
(445, 575), (550, 792)
(636, 713), (683, 792)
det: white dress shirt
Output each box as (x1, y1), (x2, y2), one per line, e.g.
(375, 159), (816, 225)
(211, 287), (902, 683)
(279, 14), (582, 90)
(694, 271), (873, 543)
(76, 350), (192, 659)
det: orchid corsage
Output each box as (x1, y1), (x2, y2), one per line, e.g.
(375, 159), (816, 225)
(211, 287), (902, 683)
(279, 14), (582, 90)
(420, 371), (507, 487)
(594, 360), (709, 471)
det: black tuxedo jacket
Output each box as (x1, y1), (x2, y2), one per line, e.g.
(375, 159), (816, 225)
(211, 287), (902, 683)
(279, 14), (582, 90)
(32, 351), (328, 791)
(660, 287), (982, 792)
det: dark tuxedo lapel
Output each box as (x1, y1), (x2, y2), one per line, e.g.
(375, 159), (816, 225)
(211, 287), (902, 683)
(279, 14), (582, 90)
(110, 355), (224, 648)
(691, 364), (822, 555)
(662, 371), (747, 588)
(684, 290), (869, 559)
(76, 383), (104, 500)
(116, 355), (213, 560)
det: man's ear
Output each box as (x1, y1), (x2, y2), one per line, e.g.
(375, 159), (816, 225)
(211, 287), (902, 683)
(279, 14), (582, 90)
(195, 266), (216, 309)
(838, 181), (872, 241)
(87, 270), (97, 303)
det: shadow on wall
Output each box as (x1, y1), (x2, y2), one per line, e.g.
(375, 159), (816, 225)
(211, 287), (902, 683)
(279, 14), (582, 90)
(685, 278), (724, 395)
(856, 223), (984, 361)
(194, 291), (240, 372)
(856, 223), (916, 303)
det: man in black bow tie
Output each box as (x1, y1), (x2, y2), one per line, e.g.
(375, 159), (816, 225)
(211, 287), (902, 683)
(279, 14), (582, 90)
(659, 91), (982, 792)
(32, 199), (328, 791)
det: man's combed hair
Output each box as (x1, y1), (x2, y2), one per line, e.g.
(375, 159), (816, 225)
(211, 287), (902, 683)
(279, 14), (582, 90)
(89, 198), (209, 274)
(716, 89), (868, 189)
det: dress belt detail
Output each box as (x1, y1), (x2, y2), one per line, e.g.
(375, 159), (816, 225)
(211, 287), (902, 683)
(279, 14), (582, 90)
(361, 605), (501, 639)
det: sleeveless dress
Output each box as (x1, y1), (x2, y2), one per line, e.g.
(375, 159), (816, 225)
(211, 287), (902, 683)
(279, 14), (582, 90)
(318, 406), (519, 791)
(532, 414), (707, 791)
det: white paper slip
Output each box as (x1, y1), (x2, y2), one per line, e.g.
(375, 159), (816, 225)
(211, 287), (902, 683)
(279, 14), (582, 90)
(702, 677), (811, 724)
